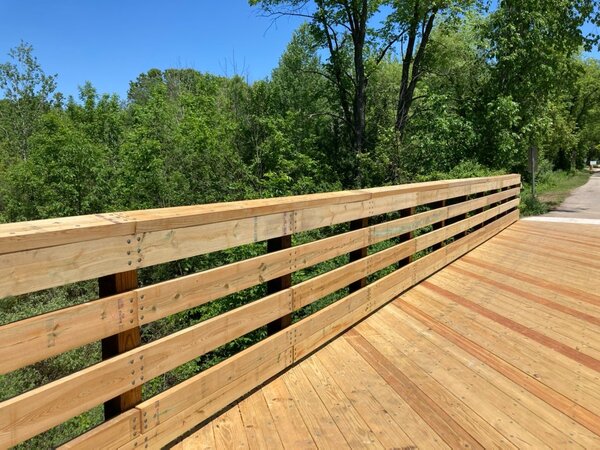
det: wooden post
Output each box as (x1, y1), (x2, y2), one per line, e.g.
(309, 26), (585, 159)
(474, 191), (487, 230)
(398, 207), (415, 268)
(266, 235), (293, 335)
(446, 195), (468, 239)
(100, 270), (141, 420)
(431, 200), (446, 251)
(348, 218), (369, 293)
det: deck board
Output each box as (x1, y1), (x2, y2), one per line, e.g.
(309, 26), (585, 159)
(175, 220), (600, 448)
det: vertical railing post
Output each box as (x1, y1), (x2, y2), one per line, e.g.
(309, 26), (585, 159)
(100, 270), (142, 420)
(266, 235), (293, 335)
(431, 200), (446, 251)
(398, 207), (415, 268)
(348, 218), (369, 293)
(446, 195), (468, 239)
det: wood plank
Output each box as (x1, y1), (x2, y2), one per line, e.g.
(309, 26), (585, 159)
(344, 329), (484, 449)
(58, 410), (140, 450)
(172, 422), (215, 450)
(238, 391), (284, 449)
(402, 286), (600, 410)
(318, 339), (445, 449)
(395, 296), (600, 435)
(0, 232), (138, 298)
(383, 300), (600, 448)
(0, 176), (519, 298)
(372, 307), (571, 448)
(0, 292), (138, 375)
(299, 354), (383, 448)
(0, 291), (292, 448)
(420, 280), (600, 371)
(136, 330), (292, 430)
(282, 366), (351, 449)
(441, 267), (600, 343)
(261, 378), (316, 449)
(121, 348), (293, 449)
(0, 213), (134, 255)
(452, 259), (600, 318)
(212, 405), (249, 449)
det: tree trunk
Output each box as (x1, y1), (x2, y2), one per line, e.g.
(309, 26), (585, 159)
(395, 7), (437, 137)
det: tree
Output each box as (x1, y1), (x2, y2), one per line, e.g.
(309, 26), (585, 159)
(485, 0), (600, 170)
(0, 42), (57, 160)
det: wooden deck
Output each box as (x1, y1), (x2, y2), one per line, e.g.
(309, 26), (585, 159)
(175, 219), (600, 449)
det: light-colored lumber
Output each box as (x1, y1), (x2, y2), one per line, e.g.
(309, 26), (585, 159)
(119, 349), (292, 449)
(237, 390), (284, 449)
(0, 291), (292, 448)
(321, 339), (447, 449)
(211, 405), (249, 449)
(261, 377), (317, 449)
(0, 292), (138, 375)
(282, 366), (351, 449)
(384, 300), (600, 448)
(1, 191), (519, 376)
(58, 409), (140, 450)
(0, 176), (519, 298)
(370, 309), (563, 448)
(299, 355), (383, 448)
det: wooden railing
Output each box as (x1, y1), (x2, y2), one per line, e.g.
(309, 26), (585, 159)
(0, 175), (521, 448)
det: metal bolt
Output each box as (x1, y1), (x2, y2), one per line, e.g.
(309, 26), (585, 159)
(127, 239), (131, 244)
(144, 412), (147, 417)
(137, 258), (142, 263)
(130, 319), (134, 324)
(140, 315), (144, 320)
(141, 376), (144, 380)
(131, 380), (135, 385)
(140, 306), (144, 310)
(129, 360), (134, 365)
(130, 309), (133, 313)
(128, 261), (132, 266)
(137, 248), (141, 253)
(137, 236), (141, 242)
(140, 355), (144, 360)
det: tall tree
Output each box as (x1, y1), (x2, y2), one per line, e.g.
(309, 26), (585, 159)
(485, 0), (600, 169)
(0, 42), (57, 160)
(250, 0), (479, 183)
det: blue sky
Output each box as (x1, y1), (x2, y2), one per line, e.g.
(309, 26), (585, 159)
(1, 1), (598, 100)
(0, 0), (304, 99)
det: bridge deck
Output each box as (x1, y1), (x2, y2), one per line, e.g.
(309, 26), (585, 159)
(175, 220), (600, 449)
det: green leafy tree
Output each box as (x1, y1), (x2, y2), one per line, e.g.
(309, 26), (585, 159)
(0, 42), (57, 160)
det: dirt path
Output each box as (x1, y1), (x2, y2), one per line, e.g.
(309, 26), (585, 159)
(542, 170), (600, 219)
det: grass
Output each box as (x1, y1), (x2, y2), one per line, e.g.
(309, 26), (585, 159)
(520, 169), (591, 216)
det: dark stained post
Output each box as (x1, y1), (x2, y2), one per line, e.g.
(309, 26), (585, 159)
(348, 218), (369, 293)
(474, 191), (488, 230)
(266, 235), (293, 335)
(100, 270), (142, 420)
(398, 207), (415, 268)
(431, 200), (446, 251)
(446, 195), (468, 239)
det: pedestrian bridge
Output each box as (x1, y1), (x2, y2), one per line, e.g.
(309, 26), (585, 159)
(1, 174), (599, 448)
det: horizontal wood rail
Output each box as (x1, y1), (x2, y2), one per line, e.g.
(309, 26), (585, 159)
(0, 175), (521, 448)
